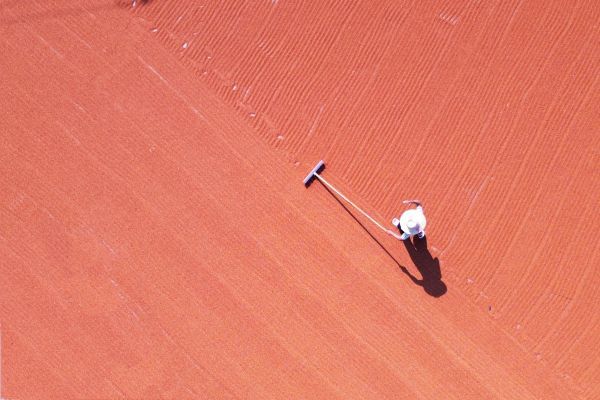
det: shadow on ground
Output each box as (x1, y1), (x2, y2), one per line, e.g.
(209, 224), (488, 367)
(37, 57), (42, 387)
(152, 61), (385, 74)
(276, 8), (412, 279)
(401, 236), (446, 297)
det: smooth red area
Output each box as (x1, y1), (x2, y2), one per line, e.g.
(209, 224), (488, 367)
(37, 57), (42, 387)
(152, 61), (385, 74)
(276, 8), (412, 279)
(1, 0), (598, 398)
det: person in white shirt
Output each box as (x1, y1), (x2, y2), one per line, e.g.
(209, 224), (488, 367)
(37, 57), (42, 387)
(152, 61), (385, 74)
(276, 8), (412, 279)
(391, 200), (426, 240)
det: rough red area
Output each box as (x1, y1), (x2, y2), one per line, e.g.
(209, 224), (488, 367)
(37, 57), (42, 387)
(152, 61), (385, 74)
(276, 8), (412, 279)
(1, 0), (598, 398)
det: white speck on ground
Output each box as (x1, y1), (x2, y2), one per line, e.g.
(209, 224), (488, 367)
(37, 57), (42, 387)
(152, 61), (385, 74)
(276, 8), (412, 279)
(182, 41), (189, 49)
(438, 11), (460, 26)
(243, 87), (252, 102)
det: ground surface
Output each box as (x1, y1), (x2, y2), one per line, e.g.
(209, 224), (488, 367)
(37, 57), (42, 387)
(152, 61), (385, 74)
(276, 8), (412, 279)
(0, 0), (598, 398)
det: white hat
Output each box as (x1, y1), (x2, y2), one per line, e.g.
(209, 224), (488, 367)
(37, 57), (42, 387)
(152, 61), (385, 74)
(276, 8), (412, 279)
(405, 219), (420, 234)
(399, 208), (426, 235)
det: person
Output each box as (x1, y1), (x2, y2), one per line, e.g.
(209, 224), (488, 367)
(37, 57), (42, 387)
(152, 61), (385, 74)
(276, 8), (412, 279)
(391, 200), (426, 240)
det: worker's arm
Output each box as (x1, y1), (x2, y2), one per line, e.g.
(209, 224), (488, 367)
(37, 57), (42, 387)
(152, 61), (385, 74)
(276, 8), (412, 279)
(386, 230), (403, 240)
(402, 199), (422, 207)
(387, 230), (411, 241)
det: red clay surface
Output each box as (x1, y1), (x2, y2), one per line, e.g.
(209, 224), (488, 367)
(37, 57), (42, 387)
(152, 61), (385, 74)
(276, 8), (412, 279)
(1, 0), (598, 398)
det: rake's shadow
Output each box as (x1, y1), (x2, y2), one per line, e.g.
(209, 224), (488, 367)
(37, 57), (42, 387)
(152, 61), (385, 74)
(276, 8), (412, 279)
(319, 182), (446, 297)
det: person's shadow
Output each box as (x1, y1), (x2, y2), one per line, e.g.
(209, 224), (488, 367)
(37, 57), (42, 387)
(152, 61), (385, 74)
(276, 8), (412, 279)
(400, 236), (447, 297)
